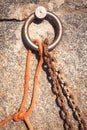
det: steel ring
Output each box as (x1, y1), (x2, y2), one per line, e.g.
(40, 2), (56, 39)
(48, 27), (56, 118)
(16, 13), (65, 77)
(23, 11), (62, 51)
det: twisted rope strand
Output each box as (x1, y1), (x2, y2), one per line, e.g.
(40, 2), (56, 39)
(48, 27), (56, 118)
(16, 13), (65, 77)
(0, 116), (13, 127)
(0, 39), (43, 130)
(19, 50), (31, 112)
(26, 39), (43, 116)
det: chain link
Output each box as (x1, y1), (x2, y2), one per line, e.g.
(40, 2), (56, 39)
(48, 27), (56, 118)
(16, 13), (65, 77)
(43, 38), (87, 130)
(43, 39), (73, 130)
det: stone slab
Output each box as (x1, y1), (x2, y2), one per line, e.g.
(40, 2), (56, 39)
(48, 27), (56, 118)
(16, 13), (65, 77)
(0, 1), (87, 130)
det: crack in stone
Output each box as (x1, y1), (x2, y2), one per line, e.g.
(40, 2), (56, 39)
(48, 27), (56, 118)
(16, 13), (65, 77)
(0, 6), (87, 23)
(0, 18), (27, 22)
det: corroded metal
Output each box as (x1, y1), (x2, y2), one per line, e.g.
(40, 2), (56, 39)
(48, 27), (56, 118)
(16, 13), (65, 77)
(43, 39), (87, 130)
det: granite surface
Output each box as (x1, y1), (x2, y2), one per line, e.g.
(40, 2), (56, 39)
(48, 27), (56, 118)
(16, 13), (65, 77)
(0, 0), (87, 130)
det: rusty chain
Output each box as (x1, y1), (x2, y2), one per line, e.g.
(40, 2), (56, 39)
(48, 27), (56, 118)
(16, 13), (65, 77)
(43, 38), (87, 130)
(1, 38), (86, 130)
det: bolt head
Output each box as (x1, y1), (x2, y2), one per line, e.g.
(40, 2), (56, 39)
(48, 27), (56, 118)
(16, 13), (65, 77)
(35, 6), (47, 19)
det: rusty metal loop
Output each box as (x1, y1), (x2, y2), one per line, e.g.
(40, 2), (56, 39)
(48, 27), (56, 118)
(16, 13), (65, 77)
(23, 8), (62, 51)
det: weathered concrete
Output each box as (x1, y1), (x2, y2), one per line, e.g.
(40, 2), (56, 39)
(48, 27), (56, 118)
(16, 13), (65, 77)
(0, 0), (87, 130)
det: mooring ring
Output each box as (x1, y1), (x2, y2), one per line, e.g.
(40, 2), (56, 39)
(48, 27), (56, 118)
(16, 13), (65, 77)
(23, 7), (62, 51)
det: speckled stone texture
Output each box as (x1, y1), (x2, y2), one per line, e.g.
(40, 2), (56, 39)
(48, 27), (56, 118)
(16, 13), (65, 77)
(0, 0), (87, 130)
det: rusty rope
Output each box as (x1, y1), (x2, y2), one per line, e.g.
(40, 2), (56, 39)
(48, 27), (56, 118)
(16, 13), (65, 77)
(0, 39), (43, 130)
